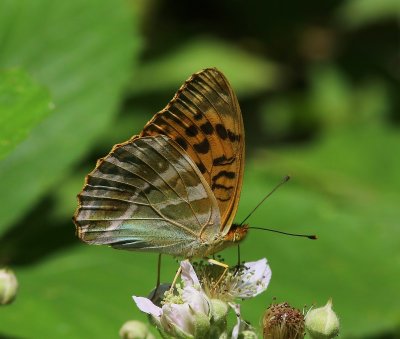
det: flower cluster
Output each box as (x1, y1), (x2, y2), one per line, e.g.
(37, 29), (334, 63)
(133, 258), (271, 338)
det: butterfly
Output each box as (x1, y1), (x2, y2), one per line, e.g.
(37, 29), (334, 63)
(73, 68), (248, 259)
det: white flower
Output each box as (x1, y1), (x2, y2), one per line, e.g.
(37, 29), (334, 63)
(133, 258), (272, 339)
(133, 260), (211, 339)
(230, 258), (271, 299)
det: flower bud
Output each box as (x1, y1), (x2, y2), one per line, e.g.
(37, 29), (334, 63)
(262, 302), (305, 339)
(305, 299), (339, 338)
(209, 299), (229, 337)
(0, 268), (18, 305)
(193, 311), (211, 338)
(119, 320), (155, 339)
(210, 299), (229, 325)
(239, 329), (258, 338)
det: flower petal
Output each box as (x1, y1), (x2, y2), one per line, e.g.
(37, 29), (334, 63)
(132, 296), (162, 318)
(229, 302), (241, 339)
(232, 258), (272, 299)
(181, 260), (200, 287)
(161, 302), (194, 336)
(182, 286), (210, 315)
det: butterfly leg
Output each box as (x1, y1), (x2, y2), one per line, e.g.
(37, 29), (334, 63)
(169, 265), (183, 293)
(207, 258), (229, 286)
(150, 254), (162, 301)
(234, 244), (242, 274)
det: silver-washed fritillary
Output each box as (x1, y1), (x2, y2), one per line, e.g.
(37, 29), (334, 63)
(73, 68), (248, 258)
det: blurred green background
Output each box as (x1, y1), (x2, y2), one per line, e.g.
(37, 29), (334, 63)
(0, 0), (399, 338)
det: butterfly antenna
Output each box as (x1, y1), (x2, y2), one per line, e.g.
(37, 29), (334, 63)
(239, 175), (291, 227)
(249, 227), (317, 240)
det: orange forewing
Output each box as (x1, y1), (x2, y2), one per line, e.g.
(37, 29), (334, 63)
(139, 68), (245, 232)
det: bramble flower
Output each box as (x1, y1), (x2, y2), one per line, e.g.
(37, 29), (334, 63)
(133, 261), (212, 339)
(133, 258), (272, 338)
(134, 288), (211, 338)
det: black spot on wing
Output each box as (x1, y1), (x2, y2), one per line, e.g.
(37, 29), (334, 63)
(213, 170), (235, 181)
(185, 125), (198, 137)
(200, 121), (214, 135)
(194, 113), (203, 121)
(216, 124), (228, 140)
(213, 155), (235, 166)
(228, 130), (240, 142)
(175, 137), (188, 150)
(211, 183), (234, 191)
(217, 196), (231, 202)
(196, 161), (207, 174)
(193, 138), (210, 154)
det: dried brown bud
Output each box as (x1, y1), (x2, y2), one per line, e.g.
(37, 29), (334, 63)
(263, 302), (305, 339)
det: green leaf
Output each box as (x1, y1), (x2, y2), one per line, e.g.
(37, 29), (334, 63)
(0, 246), (161, 338)
(0, 68), (53, 159)
(0, 0), (141, 235)
(130, 37), (281, 97)
(337, 0), (400, 28)
(259, 64), (392, 139)
(307, 65), (390, 127)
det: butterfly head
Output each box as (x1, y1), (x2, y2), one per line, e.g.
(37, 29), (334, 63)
(225, 223), (249, 243)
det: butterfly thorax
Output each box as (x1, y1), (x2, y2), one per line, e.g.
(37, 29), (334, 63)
(196, 224), (248, 258)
